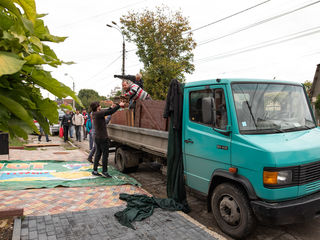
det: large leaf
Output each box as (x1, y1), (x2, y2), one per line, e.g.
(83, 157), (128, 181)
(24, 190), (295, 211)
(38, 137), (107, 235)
(24, 53), (45, 64)
(29, 36), (43, 52)
(0, 9), (14, 30)
(14, 0), (36, 23)
(23, 66), (83, 106)
(0, 51), (26, 76)
(0, 94), (38, 133)
(0, 0), (22, 19)
(34, 18), (67, 43)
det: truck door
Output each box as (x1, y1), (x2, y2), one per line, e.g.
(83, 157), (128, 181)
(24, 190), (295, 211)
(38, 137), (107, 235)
(183, 85), (231, 194)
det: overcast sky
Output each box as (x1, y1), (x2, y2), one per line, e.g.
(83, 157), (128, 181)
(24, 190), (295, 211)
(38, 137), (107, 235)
(36, 0), (320, 98)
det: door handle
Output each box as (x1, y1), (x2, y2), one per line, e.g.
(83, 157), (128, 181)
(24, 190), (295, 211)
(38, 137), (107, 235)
(184, 139), (194, 144)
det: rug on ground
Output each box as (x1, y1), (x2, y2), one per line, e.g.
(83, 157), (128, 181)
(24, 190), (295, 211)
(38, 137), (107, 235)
(0, 160), (140, 190)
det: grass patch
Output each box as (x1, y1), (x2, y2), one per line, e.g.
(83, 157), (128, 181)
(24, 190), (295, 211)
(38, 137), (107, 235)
(9, 137), (26, 147)
(64, 146), (78, 150)
(24, 147), (37, 151)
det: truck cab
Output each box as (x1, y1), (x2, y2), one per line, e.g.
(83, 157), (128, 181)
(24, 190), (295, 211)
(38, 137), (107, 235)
(182, 78), (320, 238)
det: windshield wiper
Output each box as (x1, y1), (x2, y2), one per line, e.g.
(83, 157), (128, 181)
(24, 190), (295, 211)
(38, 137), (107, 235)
(283, 125), (314, 132)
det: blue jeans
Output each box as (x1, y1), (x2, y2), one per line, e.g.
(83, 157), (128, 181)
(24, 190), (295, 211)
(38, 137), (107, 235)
(89, 131), (94, 150)
(38, 126), (49, 142)
(88, 134), (96, 160)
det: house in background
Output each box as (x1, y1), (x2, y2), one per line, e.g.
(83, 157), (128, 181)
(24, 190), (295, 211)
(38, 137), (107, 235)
(310, 64), (320, 125)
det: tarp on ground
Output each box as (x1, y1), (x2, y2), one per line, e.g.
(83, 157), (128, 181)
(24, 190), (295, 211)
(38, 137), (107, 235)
(0, 160), (140, 190)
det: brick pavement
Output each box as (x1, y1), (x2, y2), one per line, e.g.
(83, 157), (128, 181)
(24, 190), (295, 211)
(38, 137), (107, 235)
(20, 207), (221, 240)
(0, 186), (148, 216)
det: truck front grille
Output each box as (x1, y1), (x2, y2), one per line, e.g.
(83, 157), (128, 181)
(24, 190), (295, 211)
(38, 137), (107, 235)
(292, 160), (320, 185)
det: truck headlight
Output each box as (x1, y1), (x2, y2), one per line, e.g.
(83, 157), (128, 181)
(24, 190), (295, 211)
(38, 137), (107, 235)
(263, 170), (292, 186)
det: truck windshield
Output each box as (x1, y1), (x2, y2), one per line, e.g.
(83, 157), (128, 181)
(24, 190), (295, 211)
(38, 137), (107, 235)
(231, 83), (316, 134)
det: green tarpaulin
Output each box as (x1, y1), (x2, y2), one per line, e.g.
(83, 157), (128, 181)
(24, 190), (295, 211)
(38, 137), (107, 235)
(0, 160), (140, 190)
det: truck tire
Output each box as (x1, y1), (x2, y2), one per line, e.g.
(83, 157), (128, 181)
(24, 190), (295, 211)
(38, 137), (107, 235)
(115, 147), (139, 173)
(115, 148), (127, 173)
(211, 183), (256, 239)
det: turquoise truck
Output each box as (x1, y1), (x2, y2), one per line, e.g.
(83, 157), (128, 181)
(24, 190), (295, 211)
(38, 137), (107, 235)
(108, 78), (320, 239)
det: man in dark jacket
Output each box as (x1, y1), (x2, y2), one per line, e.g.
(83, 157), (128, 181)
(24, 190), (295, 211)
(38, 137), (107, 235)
(90, 101), (124, 178)
(114, 73), (144, 89)
(60, 110), (72, 142)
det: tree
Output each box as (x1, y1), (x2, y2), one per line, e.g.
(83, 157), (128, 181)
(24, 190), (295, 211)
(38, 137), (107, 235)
(120, 6), (196, 100)
(0, 0), (81, 139)
(302, 80), (312, 100)
(76, 89), (104, 110)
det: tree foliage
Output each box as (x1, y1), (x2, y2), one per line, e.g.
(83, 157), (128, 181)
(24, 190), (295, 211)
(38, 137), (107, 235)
(120, 6), (196, 100)
(302, 80), (312, 99)
(76, 89), (105, 110)
(0, 0), (81, 139)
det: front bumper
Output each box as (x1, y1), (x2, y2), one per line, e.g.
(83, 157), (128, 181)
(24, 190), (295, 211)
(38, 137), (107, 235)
(251, 190), (320, 225)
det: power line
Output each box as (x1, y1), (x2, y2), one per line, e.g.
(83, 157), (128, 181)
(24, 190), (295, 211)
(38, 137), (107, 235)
(57, 0), (148, 28)
(197, 0), (320, 47)
(196, 26), (320, 63)
(186, 0), (271, 34)
(87, 54), (122, 80)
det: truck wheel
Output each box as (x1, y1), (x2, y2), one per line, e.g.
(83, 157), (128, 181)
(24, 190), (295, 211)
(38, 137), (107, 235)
(211, 183), (256, 239)
(115, 148), (127, 172)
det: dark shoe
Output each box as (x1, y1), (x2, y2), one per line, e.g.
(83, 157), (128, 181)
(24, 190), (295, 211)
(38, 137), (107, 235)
(87, 158), (93, 163)
(101, 172), (112, 178)
(92, 171), (102, 176)
(46, 140), (52, 142)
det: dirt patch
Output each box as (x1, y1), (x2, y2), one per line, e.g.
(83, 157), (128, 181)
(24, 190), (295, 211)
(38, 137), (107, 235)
(0, 218), (14, 240)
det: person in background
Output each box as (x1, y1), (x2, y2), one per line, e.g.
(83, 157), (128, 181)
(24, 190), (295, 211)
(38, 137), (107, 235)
(38, 126), (51, 142)
(61, 110), (72, 142)
(90, 101), (124, 177)
(69, 110), (74, 138)
(82, 109), (88, 140)
(122, 80), (151, 109)
(72, 109), (84, 142)
(86, 113), (94, 151)
(114, 72), (144, 89)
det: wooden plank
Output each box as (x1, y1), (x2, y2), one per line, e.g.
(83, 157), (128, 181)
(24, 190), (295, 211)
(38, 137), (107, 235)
(0, 209), (23, 219)
(9, 146), (24, 150)
(23, 143), (60, 147)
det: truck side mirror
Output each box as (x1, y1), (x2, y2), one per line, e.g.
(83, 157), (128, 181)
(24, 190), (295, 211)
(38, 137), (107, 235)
(202, 97), (216, 126)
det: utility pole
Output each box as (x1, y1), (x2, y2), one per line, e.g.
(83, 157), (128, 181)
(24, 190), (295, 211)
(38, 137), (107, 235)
(64, 73), (75, 110)
(122, 40), (125, 76)
(106, 21), (126, 93)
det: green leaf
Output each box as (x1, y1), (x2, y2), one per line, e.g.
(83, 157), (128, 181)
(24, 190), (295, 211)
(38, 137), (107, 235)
(0, 51), (26, 76)
(0, 0), (22, 19)
(34, 18), (67, 43)
(14, 0), (36, 23)
(23, 66), (83, 106)
(8, 119), (29, 139)
(24, 53), (45, 64)
(29, 36), (43, 52)
(0, 94), (38, 133)
(0, 9), (14, 30)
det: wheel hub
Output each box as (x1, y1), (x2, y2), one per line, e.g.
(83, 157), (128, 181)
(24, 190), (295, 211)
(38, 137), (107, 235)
(219, 195), (241, 226)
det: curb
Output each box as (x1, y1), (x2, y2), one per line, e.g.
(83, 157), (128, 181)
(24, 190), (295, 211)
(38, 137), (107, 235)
(0, 209), (23, 219)
(67, 140), (77, 148)
(12, 217), (21, 240)
(177, 211), (228, 240)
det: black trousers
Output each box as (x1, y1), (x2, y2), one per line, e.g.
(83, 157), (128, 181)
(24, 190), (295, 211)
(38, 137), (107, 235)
(63, 125), (69, 142)
(93, 138), (109, 172)
(75, 125), (81, 141)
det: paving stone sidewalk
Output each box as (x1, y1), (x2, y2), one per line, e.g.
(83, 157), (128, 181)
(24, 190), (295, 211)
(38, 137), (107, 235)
(21, 207), (221, 240)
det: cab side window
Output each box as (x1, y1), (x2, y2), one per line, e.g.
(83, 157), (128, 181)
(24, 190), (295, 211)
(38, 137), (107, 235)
(189, 88), (228, 129)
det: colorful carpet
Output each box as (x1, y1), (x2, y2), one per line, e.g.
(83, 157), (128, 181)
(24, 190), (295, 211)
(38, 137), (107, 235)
(0, 160), (140, 190)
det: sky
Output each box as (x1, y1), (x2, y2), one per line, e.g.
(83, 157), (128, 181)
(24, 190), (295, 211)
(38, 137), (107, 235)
(36, 0), (320, 99)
